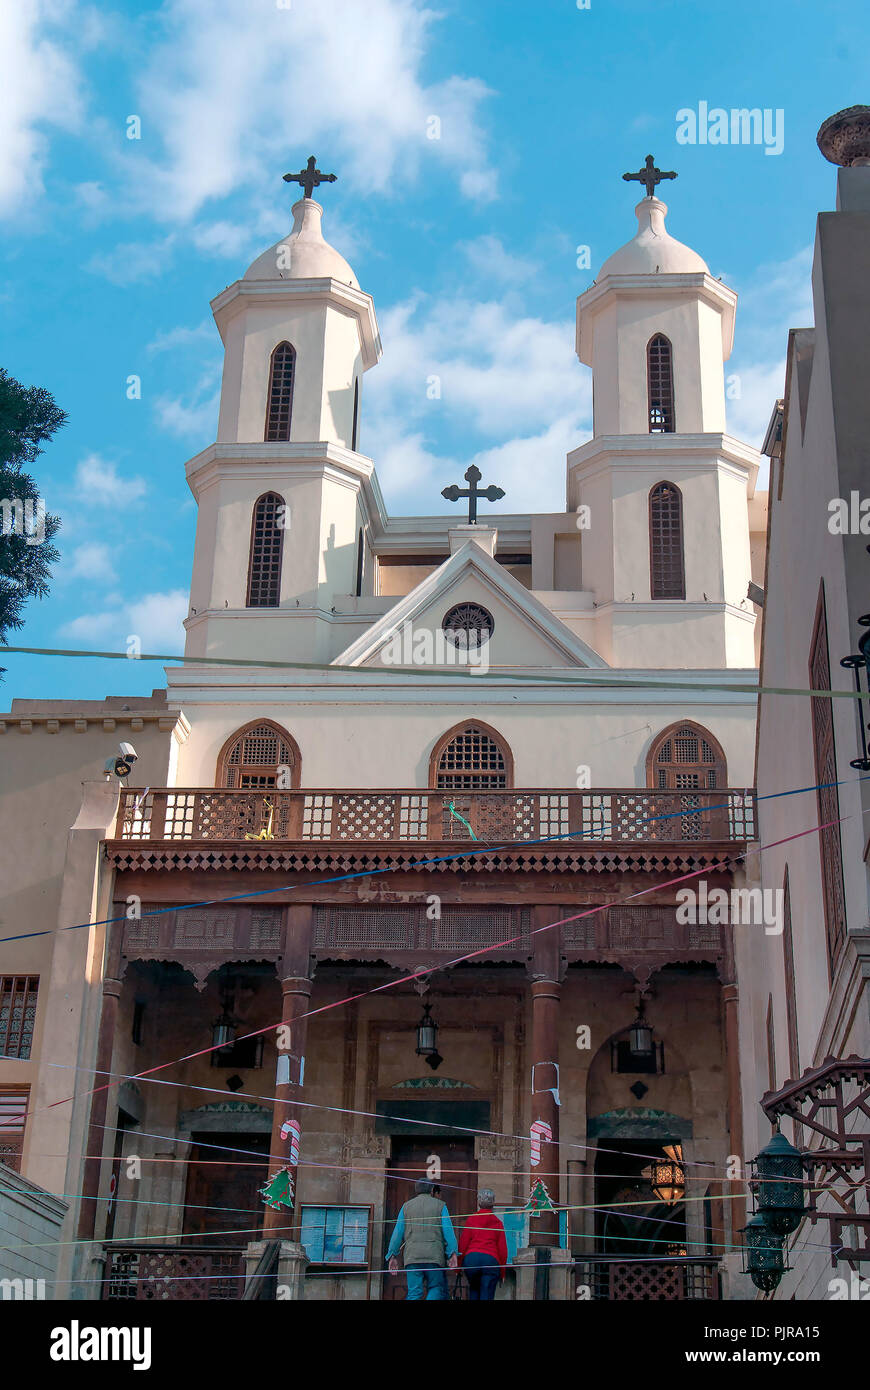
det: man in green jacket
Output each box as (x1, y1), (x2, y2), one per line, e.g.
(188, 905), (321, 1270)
(386, 1178), (458, 1300)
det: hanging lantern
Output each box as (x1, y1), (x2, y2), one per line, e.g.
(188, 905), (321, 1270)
(742, 1214), (787, 1292)
(415, 1002), (438, 1058)
(629, 999), (654, 1058)
(644, 1144), (686, 1205)
(211, 987), (237, 1050)
(750, 1130), (806, 1236)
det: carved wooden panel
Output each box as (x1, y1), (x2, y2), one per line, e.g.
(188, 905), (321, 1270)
(313, 905), (531, 953)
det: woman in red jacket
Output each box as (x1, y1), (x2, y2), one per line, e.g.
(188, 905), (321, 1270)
(459, 1188), (508, 1300)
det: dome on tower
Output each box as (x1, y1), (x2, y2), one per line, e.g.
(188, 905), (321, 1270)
(598, 197), (708, 277)
(244, 198), (359, 287)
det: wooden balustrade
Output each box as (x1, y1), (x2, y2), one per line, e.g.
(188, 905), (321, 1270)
(113, 787), (755, 846)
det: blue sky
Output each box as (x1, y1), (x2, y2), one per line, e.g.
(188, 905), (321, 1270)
(0, 0), (864, 704)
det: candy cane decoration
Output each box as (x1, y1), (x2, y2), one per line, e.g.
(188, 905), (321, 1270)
(281, 1119), (301, 1166)
(529, 1120), (552, 1167)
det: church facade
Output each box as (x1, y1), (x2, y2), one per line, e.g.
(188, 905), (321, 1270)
(1, 164), (769, 1300)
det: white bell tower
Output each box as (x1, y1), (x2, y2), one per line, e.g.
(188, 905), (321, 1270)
(183, 166), (382, 664)
(567, 165), (760, 668)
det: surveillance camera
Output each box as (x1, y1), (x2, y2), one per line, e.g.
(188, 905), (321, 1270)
(118, 742), (138, 763)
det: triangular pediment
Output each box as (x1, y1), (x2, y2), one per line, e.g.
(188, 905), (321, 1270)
(335, 541), (607, 671)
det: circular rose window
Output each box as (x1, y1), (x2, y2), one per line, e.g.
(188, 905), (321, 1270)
(441, 602), (494, 649)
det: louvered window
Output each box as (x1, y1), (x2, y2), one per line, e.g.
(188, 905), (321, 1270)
(648, 722), (726, 790)
(217, 721), (299, 789)
(246, 493), (284, 607)
(265, 342), (296, 441)
(433, 723), (510, 790)
(647, 333), (675, 433)
(649, 482), (685, 600)
(0, 977), (38, 1059)
(809, 585), (846, 971)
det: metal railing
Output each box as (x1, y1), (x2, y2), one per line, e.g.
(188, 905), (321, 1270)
(114, 787), (755, 847)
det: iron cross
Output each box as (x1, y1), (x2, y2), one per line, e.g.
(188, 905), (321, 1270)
(441, 465), (505, 524)
(622, 154), (677, 199)
(283, 155), (337, 201)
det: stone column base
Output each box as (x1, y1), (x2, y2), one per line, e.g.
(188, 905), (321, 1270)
(243, 1239), (309, 1300)
(513, 1245), (572, 1300)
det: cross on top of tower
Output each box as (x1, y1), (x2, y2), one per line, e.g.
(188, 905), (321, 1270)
(283, 155), (337, 201)
(441, 465), (505, 524)
(622, 154), (677, 199)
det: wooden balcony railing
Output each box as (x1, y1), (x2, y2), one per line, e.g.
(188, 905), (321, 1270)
(103, 1245), (245, 1301)
(113, 788), (755, 847)
(574, 1255), (722, 1300)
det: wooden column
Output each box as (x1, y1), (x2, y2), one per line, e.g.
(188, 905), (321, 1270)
(722, 980), (745, 1234)
(77, 921), (124, 1243)
(263, 905), (314, 1238)
(528, 910), (562, 1246)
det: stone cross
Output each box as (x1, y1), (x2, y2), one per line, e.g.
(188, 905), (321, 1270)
(283, 156), (337, 201)
(622, 154), (677, 199)
(441, 465), (505, 524)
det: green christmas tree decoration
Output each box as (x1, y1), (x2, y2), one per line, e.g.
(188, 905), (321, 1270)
(523, 1178), (555, 1214)
(260, 1166), (295, 1211)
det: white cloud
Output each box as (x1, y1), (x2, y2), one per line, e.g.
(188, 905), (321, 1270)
(63, 541), (117, 584)
(0, 1), (86, 217)
(74, 454), (147, 505)
(154, 366), (222, 440)
(60, 588), (188, 653)
(459, 235), (537, 285)
(85, 234), (177, 285)
(123, 0), (495, 223)
(146, 319), (216, 355)
(363, 290), (591, 511)
(725, 245), (814, 448)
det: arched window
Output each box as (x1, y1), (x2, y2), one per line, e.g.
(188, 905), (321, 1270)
(216, 720), (301, 789)
(429, 721), (513, 790)
(246, 492), (284, 607)
(351, 378), (360, 451)
(265, 342), (296, 441)
(647, 333), (675, 433)
(646, 721), (727, 790)
(649, 481), (685, 600)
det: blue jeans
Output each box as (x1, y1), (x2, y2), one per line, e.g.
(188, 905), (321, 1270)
(405, 1263), (448, 1300)
(462, 1251), (500, 1300)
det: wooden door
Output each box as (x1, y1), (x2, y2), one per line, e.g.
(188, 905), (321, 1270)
(383, 1137), (477, 1301)
(183, 1131), (270, 1247)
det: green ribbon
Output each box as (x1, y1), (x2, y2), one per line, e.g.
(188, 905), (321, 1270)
(447, 800), (478, 840)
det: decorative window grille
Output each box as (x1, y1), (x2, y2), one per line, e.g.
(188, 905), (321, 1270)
(0, 1088), (28, 1172)
(246, 493), (284, 607)
(433, 722), (510, 790)
(0, 977), (38, 1059)
(647, 333), (675, 433)
(781, 868), (800, 1076)
(809, 585), (846, 971)
(264, 342), (296, 441)
(351, 378), (360, 451)
(648, 722), (726, 790)
(441, 603), (494, 650)
(649, 482), (685, 600)
(218, 721), (299, 789)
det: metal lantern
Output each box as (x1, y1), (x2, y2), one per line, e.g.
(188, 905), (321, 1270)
(742, 1214), (787, 1292)
(415, 1002), (438, 1058)
(629, 999), (654, 1058)
(211, 989), (237, 1050)
(647, 1144), (686, 1205)
(750, 1130), (806, 1236)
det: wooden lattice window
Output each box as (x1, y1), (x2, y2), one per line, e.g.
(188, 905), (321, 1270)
(0, 977), (38, 1059)
(647, 333), (675, 433)
(265, 341), (296, 441)
(649, 481), (685, 600)
(646, 721), (727, 790)
(216, 720), (301, 789)
(429, 721), (513, 790)
(0, 1088), (28, 1173)
(246, 493), (285, 607)
(809, 583), (846, 971)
